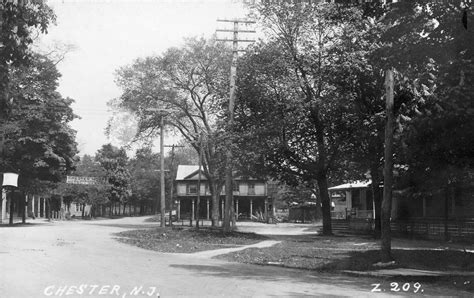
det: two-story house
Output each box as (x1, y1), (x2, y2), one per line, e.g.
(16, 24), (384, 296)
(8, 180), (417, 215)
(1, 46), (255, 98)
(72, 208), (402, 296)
(175, 165), (272, 222)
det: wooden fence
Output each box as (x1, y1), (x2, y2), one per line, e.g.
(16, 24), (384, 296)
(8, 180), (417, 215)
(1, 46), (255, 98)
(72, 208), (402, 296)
(391, 218), (474, 242)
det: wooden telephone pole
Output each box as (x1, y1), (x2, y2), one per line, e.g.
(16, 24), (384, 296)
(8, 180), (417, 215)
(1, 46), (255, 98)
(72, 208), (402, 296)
(381, 69), (395, 262)
(164, 144), (184, 226)
(216, 18), (255, 231)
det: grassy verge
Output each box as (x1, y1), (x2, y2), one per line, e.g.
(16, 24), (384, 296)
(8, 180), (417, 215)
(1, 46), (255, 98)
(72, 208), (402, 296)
(215, 235), (474, 292)
(216, 236), (474, 271)
(114, 226), (267, 253)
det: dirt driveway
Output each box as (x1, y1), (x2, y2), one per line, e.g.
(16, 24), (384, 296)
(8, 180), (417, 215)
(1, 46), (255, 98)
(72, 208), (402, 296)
(0, 217), (398, 297)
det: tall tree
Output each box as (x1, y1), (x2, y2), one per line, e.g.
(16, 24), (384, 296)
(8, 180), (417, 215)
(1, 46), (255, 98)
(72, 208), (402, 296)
(127, 147), (160, 214)
(337, 0), (474, 261)
(95, 144), (131, 215)
(112, 37), (231, 227)
(63, 154), (108, 218)
(1, 53), (78, 187)
(0, 0), (55, 116)
(236, 2), (363, 235)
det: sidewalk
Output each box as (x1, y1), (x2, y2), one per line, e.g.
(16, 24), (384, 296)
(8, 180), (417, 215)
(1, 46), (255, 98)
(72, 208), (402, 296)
(344, 268), (474, 278)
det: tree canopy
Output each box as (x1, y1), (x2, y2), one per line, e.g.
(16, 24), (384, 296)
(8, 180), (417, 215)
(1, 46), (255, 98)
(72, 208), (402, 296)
(112, 37), (232, 226)
(0, 0), (56, 115)
(1, 53), (78, 187)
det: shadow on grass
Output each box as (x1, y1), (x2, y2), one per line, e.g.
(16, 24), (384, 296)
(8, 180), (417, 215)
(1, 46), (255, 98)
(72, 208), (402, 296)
(90, 223), (161, 229)
(169, 262), (376, 292)
(0, 222), (53, 228)
(321, 249), (474, 272)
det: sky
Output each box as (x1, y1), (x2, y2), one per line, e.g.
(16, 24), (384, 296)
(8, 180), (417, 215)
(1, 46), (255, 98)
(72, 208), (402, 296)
(39, 0), (250, 156)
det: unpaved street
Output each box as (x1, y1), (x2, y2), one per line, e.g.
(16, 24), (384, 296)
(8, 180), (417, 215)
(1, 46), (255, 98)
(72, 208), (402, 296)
(0, 217), (429, 297)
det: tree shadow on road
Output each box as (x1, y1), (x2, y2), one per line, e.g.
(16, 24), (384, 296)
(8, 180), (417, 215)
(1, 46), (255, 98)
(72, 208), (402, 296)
(169, 262), (377, 292)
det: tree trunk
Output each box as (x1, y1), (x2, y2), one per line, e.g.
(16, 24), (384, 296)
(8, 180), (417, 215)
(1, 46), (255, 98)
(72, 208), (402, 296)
(9, 192), (14, 225)
(82, 204), (85, 219)
(370, 166), (382, 239)
(210, 183), (220, 227)
(223, 167), (232, 232)
(22, 194), (26, 224)
(47, 198), (51, 220)
(444, 185), (450, 242)
(317, 177), (332, 235)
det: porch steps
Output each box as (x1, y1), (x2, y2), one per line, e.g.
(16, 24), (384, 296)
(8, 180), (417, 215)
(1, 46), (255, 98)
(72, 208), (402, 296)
(331, 220), (350, 234)
(316, 220), (351, 235)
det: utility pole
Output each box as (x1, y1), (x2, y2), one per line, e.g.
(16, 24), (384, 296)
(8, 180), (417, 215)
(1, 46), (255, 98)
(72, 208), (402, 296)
(146, 108), (172, 227)
(196, 133), (203, 229)
(381, 68), (394, 262)
(164, 144), (184, 226)
(159, 115), (166, 227)
(216, 18), (255, 231)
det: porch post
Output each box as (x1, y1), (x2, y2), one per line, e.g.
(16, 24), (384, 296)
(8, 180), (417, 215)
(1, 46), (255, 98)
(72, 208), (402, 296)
(250, 199), (253, 219)
(23, 194), (28, 223)
(191, 199), (195, 220)
(42, 198), (46, 218)
(235, 198), (239, 220)
(264, 198), (268, 221)
(31, 195), (35, 217)
(1, 189), (6, 224)
(221, 199), (224, 220)
(177, 200), (181, 220)
(206, 199), (210, 220)
(272, 198), (276, 217)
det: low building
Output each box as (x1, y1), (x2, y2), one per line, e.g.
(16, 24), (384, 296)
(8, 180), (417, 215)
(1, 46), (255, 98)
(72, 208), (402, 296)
(328, 181), (377, 220)
(175, 165), (273, 222)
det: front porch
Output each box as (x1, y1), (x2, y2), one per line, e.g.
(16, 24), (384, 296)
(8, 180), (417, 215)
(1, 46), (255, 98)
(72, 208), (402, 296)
(176, 196), (273, 222)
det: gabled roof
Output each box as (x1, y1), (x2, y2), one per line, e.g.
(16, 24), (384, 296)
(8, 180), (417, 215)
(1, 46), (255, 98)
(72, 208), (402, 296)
(176, 165), (205, 180)
(175, 165), (265, 182)
(328, 180), (372, 191)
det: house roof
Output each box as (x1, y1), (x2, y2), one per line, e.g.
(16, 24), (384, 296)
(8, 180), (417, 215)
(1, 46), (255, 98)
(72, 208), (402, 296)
(176, 165), (204, 180)
(175, 165), (264, 181)
(328, 180), (372, 191)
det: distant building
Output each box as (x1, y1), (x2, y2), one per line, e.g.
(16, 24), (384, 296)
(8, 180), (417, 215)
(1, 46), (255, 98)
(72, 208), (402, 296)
(175, 165), (273, 222)
(328, 181), (379, 220)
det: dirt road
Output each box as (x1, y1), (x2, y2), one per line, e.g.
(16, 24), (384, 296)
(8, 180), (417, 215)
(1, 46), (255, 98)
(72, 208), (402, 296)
(0, 217), (402, 297)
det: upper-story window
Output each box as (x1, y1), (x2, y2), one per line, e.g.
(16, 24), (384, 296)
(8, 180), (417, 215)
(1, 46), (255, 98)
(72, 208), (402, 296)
(187, 184), (197, 194)
(248, 183), (255, 195)
(233, 182), (239, 192)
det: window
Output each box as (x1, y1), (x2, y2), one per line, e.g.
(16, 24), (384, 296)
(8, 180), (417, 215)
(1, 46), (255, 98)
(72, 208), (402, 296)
(187, 184), (197, 194)
(248, 183), (255, 195)
(233, 182), (239, 192)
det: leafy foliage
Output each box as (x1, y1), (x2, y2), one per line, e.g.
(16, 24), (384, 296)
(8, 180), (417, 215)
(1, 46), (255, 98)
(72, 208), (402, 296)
(0, 0), (56, 114)
(112, 37), (233, 224)
(95, 144), (131, 205)
(1, 53), (78, 187)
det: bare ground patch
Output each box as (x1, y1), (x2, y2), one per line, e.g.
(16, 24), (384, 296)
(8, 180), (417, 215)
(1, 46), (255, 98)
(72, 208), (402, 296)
(114, 226), (267, 253)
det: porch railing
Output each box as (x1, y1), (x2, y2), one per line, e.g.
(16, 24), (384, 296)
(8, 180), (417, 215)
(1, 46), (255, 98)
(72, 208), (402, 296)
(331, 209), (374, 220)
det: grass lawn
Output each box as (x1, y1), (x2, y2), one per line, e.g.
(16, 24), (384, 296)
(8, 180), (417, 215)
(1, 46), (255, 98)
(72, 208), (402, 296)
(114, 226), (267, 253)
(216, 235), (474, 271)
(215, 235), (474, 292)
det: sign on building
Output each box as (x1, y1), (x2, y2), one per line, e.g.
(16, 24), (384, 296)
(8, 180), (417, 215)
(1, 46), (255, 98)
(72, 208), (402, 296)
(66, 176), (107, 185)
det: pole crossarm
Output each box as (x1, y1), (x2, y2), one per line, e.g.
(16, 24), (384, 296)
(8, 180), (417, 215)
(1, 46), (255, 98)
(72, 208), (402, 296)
(217, 18), (256, 23)
(216, 29), (256, 33)
(216, 38), (256, 43)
